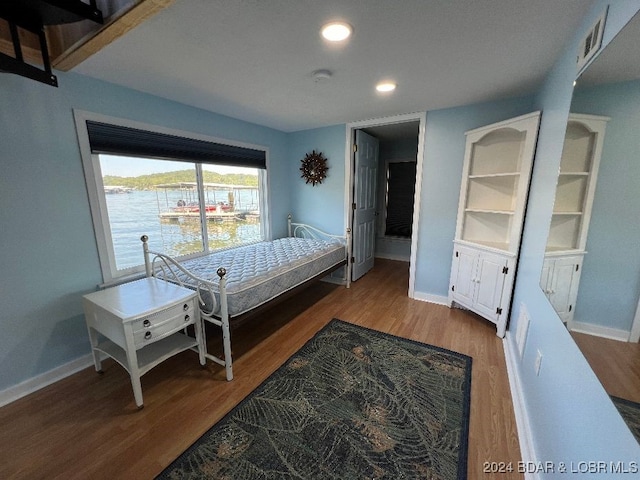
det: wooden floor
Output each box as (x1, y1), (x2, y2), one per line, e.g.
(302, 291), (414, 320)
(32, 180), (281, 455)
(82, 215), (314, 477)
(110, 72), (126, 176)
(0, 259), (522, 479)
(572, 331), (640, 403)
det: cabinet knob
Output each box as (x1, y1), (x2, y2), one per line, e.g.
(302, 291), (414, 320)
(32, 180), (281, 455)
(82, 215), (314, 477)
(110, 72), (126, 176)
(144, 331), (152, 340)
(143, 319), (151, 328)
(184, 314), (190, 322)
(183, 303), (189, 311)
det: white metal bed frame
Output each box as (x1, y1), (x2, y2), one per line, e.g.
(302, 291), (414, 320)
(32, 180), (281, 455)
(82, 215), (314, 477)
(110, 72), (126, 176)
(141, 215), (351, 381)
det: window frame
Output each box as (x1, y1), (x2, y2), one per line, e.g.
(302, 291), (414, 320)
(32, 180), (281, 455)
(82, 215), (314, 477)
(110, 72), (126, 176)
(74, 110), (271, 284)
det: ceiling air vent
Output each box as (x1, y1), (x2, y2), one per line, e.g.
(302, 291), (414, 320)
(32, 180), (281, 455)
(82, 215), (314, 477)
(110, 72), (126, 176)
(576, 7), (608, 73)
(0, 0), (103, 86)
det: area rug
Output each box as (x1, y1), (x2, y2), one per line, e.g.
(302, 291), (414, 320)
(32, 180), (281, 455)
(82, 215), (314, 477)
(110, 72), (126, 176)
(157, 319), (472, 480)
(611, 396), (640, 444)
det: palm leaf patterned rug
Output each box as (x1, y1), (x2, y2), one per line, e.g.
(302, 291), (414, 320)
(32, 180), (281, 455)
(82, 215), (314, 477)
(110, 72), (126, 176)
(611, 396), (640, 444)
(157, 319), (472, 480)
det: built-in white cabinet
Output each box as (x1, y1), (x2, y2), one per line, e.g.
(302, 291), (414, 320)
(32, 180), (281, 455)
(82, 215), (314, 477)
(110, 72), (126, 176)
(449, 112), (541, 337)
(543, 114), (608, 325)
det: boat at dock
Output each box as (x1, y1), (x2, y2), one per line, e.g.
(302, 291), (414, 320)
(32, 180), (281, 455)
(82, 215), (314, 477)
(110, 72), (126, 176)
(104, 185), (133, 194)
(155, 182), (259, 222)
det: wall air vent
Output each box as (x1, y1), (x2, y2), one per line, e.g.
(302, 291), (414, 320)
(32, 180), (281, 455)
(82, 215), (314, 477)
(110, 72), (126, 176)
(576, 7), (607, 73)
(0, 0), (103, 86)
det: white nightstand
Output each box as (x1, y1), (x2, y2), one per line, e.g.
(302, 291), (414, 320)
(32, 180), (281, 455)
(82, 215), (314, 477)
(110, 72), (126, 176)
(83, 277), (205, 408)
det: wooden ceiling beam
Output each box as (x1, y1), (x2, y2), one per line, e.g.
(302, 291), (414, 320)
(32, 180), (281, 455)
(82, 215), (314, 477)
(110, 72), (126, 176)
(52, 0), (173, 71)
(0, 0), (172, 74)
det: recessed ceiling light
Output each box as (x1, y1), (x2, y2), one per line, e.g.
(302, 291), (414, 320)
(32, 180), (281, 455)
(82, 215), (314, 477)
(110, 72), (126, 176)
(321, 22), (352, 42)
(376, 82), (397, 93)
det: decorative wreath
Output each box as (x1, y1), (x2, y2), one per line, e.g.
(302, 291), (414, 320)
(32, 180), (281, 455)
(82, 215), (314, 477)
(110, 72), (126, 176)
(300, 150), (329, 186)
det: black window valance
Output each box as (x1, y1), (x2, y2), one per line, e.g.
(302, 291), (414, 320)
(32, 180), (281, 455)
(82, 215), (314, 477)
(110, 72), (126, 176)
(86, 121), (266, 169)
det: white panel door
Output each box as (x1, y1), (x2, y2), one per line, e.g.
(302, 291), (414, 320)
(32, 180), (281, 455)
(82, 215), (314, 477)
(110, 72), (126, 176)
(474, 252), (508, 321)
(352, 130), (379, 281)
(549, 256), (581, 323)
(451, 246), (477, 307)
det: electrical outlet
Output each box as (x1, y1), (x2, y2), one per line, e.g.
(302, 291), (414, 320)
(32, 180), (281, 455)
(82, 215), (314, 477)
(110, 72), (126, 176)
(534, 350), (543, 376)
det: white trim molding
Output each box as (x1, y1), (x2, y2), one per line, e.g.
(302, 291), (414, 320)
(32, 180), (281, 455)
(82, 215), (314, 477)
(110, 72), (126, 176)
(570, 321), (630, 342)
(412, 291), (449, 306)
(503, 331), (540, 480)
(629, 295), (640, 343)
(344, 112), (427, 294)
(0, 354), (95, 408)
(375, 252), (411, 262)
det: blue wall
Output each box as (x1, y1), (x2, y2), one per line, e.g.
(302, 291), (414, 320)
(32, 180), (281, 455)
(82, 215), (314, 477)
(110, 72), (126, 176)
(0, 71), (288, 392)
(508, 0), (640, 471)
(287, 125), (346, 236)
(571, 80), (640, 332)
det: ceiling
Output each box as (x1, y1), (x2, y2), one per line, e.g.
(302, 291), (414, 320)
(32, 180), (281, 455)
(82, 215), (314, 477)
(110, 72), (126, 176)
(72, 0), (594, 133)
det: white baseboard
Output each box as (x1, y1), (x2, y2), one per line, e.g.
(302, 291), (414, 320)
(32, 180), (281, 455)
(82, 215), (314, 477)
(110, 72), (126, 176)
(0, 354), (94, 408)
(412, 291), (449, 306)
(570, 321), (630, 342)
(375, 253), (411, 262)
(503, 332), (540, 480)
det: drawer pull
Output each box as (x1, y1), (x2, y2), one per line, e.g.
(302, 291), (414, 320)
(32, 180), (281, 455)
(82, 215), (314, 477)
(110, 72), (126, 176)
(144, 331), (152, 340)
(183, 303), (189, 311)
(184, 314), (190, 322)
(143, 319), (151, 328)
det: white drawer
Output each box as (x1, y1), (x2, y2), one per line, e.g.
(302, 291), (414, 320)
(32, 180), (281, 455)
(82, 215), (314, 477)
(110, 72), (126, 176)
(132, 300), (196, 347)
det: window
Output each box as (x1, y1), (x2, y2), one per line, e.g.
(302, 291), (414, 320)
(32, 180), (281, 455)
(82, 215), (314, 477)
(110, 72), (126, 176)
(382, 160), (416, 238)
(75, 112), (269, 283)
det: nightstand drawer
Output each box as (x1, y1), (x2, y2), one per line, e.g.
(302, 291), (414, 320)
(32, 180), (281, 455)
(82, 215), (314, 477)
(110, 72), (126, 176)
(132, 301), (196, 347)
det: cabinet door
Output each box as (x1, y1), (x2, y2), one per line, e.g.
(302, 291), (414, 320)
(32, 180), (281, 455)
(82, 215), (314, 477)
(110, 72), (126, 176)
(450, 247), (477, 307)
(474, 252), (509, 321)
(548, 257), (582, 323)
(540, 258), (553, 297)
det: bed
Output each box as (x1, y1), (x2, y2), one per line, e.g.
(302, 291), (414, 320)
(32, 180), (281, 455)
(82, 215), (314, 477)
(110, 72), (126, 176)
(140, 215), (351, 381)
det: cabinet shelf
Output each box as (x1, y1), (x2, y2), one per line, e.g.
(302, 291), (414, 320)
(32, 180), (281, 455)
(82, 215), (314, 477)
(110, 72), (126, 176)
(459, 239), (511, 252)
(465, 208), (514, 215)
(466, 174), (519, 211)
(468, 172), (521, 179)
(468, 128), (527, 176)
(544, 246), (584, 254)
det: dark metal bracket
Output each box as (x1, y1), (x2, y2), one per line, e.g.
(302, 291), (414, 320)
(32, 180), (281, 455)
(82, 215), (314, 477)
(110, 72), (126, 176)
(0, 1), (103, 87)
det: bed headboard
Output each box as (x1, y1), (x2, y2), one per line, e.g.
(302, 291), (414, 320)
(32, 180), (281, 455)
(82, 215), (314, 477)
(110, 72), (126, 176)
(287, 213), (349, 245)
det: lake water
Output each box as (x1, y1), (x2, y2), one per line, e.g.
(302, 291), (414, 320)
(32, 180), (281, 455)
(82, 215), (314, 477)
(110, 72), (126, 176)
(105, 190), (261, 270)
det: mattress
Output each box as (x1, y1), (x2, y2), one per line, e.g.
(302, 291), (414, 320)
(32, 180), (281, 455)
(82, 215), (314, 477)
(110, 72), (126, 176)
(174, 237), (345, 317)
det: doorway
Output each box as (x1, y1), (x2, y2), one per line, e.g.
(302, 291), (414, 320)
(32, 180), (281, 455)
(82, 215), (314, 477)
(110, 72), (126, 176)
(345, 113), (426, 296)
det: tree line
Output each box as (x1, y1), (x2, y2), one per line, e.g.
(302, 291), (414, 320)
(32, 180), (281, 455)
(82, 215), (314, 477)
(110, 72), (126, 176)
(103, 169), (258, 189)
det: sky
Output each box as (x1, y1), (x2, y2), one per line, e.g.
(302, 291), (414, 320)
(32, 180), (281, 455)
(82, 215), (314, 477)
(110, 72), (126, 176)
(99, 154), (257, 177)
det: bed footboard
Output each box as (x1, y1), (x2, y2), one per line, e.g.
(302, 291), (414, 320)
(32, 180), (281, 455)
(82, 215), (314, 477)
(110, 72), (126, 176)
(141, 235), (234, 381)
